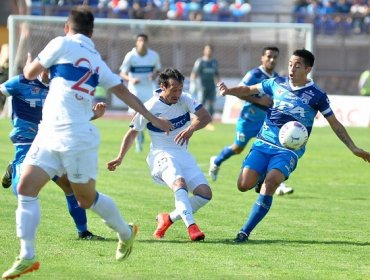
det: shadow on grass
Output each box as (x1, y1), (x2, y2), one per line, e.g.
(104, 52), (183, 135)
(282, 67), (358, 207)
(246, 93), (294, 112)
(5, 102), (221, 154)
(74, 237), (369, 247)
(138, 238), (370, 246)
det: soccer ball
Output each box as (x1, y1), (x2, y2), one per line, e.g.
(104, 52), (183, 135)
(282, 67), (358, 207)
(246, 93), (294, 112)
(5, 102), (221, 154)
(278, 121), (308, 150)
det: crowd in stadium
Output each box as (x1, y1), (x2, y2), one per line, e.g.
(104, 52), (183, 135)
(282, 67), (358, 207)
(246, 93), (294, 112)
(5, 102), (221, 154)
(293, 0), (370, 35)
(25, 0), (370, 35)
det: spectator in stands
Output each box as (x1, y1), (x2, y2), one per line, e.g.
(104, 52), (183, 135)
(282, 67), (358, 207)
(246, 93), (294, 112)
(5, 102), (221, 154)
(358, 67), (370, 96)
(129, 0), (145, 19)
(350, 0), (369, 34)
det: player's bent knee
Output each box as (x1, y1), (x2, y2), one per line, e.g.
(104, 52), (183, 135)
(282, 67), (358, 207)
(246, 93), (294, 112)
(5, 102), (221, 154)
(193, 184), (212, 200)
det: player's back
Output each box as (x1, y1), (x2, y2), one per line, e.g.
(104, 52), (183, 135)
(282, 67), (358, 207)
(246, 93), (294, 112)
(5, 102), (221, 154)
(39, 34), (120, 127)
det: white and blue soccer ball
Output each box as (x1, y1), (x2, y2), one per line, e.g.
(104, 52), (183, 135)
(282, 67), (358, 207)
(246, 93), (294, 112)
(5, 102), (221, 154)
(279, 121), (308, 150)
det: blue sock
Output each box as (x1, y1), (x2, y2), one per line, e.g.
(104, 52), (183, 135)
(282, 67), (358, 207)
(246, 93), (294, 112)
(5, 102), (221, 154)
(241, 194), (273, 236)
(65, 194), (88, 233)
(215, 146), (235, 166)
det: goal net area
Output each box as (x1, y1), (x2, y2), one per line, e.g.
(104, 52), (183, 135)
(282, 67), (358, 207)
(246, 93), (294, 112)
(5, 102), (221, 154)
(8, 16), (313, 120)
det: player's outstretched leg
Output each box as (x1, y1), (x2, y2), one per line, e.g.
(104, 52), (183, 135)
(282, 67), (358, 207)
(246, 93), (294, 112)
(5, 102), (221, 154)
(209, 146), (236, 181)
(89, 192), (138, 260)
(153, 213), (173, 239)
(234, 194), (273, 243)
(274, 183), (294, 196)
(1, 162), (13, 189)
(2, 257), (40, 279)
(116, 223), (139, 261)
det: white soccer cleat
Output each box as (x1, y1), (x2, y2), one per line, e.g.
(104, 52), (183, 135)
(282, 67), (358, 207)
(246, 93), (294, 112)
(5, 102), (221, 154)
(208, 156), (219, 181)
(275, 183), (294, 196)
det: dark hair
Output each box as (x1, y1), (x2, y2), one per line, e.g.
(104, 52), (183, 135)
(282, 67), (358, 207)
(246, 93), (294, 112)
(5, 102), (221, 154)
(293, 49), (315, 67)
(158, 68), (184, 87)
(136, 33), (149, 41)
(262, 46), (279, 55)
(68, 6), (94, 36)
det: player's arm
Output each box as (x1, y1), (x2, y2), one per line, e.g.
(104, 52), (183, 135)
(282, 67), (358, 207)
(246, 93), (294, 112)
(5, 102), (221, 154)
(23, 53), (46, 80)
(243, 95), (273, 107)
(107, 127), (139, 171)
(90, 102), (107, 120)
(119, 70), (130, 83)
(174, 107), (211, 146)
(109, 83), (173, 134)
(326, 114), (370, 162)
(218, 82), (260, 99)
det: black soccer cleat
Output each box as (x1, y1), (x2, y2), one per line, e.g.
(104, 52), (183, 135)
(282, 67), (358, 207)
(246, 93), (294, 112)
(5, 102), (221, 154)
(233, 231), (249, 243)
(2, 163), (13, 189)
(78, 230), (105, 240)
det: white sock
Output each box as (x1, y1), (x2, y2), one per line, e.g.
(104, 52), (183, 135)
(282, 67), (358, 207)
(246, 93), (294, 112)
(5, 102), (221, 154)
(17, 195), (40, 259)
(173, 189), (194, 227)
(89, 192), (131, 241)
(170, 195), (210, 222)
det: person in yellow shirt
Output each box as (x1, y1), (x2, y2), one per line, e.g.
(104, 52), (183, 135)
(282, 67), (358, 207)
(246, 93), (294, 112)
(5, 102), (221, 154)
(358, 68), (370, 96)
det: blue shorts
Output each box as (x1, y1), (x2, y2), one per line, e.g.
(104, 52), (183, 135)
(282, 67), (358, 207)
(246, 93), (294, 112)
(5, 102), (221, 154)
(242, 141), (299, 180)
(234, 118), (264, 147)
(11, 144), (31, 195)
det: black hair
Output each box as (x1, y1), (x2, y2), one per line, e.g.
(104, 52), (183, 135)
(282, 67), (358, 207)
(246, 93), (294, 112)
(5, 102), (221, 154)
(293, 49), (315, 67)
(136, 33), (149, 41)
(68, 6), (94, 36)
(158, 68), (184, 88)
(262, 46), (279, 55)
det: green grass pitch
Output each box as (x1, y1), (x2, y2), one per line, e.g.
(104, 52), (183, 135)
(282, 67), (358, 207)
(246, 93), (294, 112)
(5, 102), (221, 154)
(0, 118), (369, 279)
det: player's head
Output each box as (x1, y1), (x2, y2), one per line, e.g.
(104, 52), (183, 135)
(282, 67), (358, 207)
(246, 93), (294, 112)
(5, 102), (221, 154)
(261, 46), (279, 73)
(158, 68), (184, 104)
(289, 49), (315, 85)
(135, 33), (149, 54)
(65, 6), (94, 37)
(203, 44), (214, 58)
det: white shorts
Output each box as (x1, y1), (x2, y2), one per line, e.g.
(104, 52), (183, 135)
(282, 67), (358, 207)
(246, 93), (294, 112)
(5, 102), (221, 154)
(24, 125), (99, 184)
(147, 149), (208, 192)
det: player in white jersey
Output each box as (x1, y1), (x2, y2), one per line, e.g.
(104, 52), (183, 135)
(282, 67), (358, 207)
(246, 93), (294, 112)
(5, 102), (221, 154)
(119, 34), (161, 152)
(107, 68), (213, 241)
(218, 49), (370, 243)
(2, 6), (173, 280)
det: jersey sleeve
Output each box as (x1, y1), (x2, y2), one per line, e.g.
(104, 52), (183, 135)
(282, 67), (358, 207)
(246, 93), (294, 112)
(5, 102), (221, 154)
(37, 36), (65, 68)
(97, 60), (122, 90)
(258, 78), (275, 97)
(192, 58), (201, 74)
(0, 76), (20, 97)
(183, 92), (202, 113)
(119, 52), (131, 73)
(316, 93), (333, 118)
(129, 112), (149, 132)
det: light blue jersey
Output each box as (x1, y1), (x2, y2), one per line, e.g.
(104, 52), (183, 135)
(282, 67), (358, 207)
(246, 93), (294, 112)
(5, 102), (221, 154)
(0, 75), (48, 193)
(243, 76), (333, 179)
(1, 75), (48, 143)
(234, 66), (279, 147)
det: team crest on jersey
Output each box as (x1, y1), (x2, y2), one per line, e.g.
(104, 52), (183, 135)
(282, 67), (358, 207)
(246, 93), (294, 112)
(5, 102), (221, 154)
(31, 87), (40, 94)
(301, 92), (312, 104)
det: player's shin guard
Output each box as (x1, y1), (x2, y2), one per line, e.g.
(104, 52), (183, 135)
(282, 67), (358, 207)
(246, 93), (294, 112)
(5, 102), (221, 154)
(241, 194), (273, 236)
(16, 195), (40, 259)
(174, 188), (194, 227)
(90, 192), (131, 241)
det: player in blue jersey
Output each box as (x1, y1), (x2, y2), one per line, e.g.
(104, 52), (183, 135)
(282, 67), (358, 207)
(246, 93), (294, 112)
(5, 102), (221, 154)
(107, 68), (212, 242)
(218, 49), (370, 243)
(0, 70), (104, 240)
(2, 6), (173, 279)
(208, 46), (294, 195)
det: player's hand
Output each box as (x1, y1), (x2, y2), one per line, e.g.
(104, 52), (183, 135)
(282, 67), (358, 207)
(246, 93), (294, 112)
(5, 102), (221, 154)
(217, 82), (228, 96)
(131, 78), (140, 84)
(152, 117), (173, 135)
(352, 147), (370, 163)
(92, 102), (106, 119)
(174, 127), (194, 146)
(107, 157), (123, 171)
